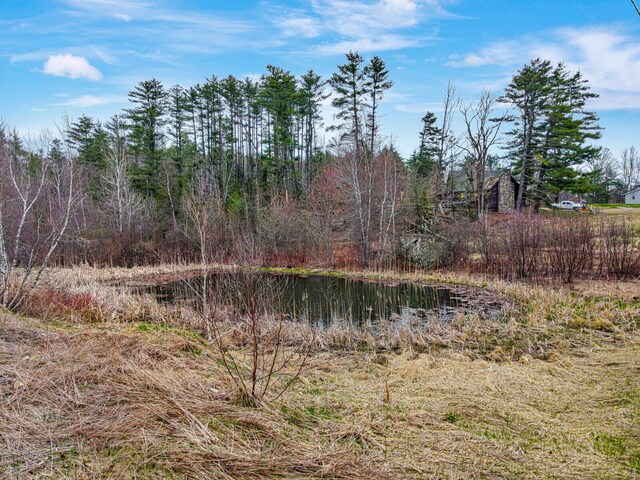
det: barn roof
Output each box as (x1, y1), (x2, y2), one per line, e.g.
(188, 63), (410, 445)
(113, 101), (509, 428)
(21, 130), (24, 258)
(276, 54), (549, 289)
(448, 169), (517, 192)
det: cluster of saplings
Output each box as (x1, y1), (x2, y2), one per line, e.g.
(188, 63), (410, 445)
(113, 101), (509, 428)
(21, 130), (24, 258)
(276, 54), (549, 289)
(407, 214), (640, 283)
(1, 52), (639, 292)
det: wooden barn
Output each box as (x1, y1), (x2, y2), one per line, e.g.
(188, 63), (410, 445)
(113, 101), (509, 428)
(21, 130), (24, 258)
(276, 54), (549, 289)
(447, 169), (519, 213)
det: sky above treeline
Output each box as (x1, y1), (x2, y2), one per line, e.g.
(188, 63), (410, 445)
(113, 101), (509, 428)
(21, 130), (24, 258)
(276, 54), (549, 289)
(1, 0), (639, 159)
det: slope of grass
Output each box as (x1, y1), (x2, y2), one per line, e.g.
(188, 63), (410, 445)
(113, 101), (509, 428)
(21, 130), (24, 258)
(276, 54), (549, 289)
(1, 311), (638, 479)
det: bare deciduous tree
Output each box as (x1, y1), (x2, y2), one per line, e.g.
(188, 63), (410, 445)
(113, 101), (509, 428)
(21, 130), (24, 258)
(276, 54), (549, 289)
(101, 131), (144, 234)
(208, 271), (313, 406)
(182, 166), (224, 339)
(619, 146), (640, 192)
(0, 124), (78, 310)
(436, 81), (462, 196)
(460, 91), (505, 218)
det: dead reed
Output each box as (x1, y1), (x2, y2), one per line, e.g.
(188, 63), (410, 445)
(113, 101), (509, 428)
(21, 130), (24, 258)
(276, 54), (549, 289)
(0, 316), (387, 479)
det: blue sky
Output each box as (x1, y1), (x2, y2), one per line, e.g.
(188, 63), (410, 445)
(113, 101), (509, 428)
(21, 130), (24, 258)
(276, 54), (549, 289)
(1, 0), (639, 158)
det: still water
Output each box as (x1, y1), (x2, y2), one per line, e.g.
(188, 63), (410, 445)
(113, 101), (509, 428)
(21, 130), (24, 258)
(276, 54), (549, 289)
(134, 271), (464, 326)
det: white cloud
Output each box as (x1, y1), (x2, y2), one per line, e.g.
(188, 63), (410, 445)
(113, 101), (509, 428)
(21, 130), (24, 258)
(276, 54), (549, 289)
(272, 0), (450, 54)
(56, 94), (124, 107)
(61, 0), (252, 34)
(448, 26), (640, 111)
(277, 16), (323, 38)
(394, 101), (444, 114)
(60, 0), (152, 21)
(43, 54), (103, 81)
(240, 73), (264, 83)
(446, 42), (520, 68)
(316, 34), (419, 55)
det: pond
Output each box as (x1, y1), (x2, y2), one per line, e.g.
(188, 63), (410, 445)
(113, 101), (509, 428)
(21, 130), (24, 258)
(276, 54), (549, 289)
(128, 271), (504, 327)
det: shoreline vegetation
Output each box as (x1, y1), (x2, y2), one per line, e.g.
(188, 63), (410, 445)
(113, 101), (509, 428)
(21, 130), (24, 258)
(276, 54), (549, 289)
(1, 264), (639, 478)
(12, 261), (640, 358)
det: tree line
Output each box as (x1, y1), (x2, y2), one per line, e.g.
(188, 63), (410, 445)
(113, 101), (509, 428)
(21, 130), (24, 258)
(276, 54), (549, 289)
(1, 53), (639, 285)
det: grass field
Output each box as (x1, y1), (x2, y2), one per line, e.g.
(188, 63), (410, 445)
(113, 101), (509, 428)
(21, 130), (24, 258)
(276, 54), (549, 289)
(1, 310), (639, 479)
(589, 203), (640, 209)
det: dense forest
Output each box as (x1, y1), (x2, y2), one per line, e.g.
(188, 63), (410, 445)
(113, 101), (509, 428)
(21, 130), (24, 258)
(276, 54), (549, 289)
(1, 53), (639, 277)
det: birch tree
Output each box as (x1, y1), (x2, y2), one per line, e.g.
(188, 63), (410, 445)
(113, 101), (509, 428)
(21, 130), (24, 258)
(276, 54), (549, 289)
(101, 124), (144, 234)
(620, 146), (640, 191)
(0, 124), (78, 310)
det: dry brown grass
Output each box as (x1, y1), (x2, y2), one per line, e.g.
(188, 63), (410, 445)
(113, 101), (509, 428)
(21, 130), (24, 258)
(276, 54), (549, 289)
(296, 340), (640, 479)
(0, 313), (386, 479)
(1, 310), (638, 479)
(2, 264), (638, 477)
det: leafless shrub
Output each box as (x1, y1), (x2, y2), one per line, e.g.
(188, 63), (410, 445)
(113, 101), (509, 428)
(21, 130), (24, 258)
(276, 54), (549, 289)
(501, 214), (549, 279)
(438, 217), (476, 268)
(257, 199), (321, 266)
(598, 218), (640, 279)
(477, 220), (509, 275)
(0, 123), (79, 311)
(547, 216), (595, 283)
(206, 270), (314, 406)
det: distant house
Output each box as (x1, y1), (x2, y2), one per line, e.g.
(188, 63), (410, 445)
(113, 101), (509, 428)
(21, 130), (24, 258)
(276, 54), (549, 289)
(624, 187), (640, 205)
(447, 170), (519, 213)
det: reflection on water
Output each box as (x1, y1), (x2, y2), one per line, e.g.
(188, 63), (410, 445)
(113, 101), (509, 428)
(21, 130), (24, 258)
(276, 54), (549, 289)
(135, 272), (461, 327)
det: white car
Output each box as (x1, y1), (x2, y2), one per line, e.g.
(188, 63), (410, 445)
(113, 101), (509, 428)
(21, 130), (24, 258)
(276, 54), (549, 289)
(550, 200), (582, 211)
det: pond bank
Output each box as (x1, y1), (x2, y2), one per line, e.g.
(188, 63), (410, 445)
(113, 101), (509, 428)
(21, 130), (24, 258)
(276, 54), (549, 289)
(31, 264), (639, 361)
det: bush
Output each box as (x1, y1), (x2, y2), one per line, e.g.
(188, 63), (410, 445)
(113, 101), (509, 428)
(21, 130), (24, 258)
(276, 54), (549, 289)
(598, 219), (640, 279)
(399, 217), (475, 269)
(502, 214), (549, 279)
(405, 212), (639, 283)
(547, 216), (595, 283)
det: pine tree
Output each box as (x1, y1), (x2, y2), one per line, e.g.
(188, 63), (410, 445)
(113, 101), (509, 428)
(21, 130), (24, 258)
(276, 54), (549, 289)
(501, 59), (601, 209)
(409, 112), (441, 177)
(259, 65), (299, 196)
(125, 79), (168, 197)
(299, 70), (329, 187)
(329, 51), (368, 155)
(364, 55), (393, 155)
(536, 64), (601, 204)
(500, 58), (553, 210)
(167, 85), (190, 192)
(68, 115), (106, 170)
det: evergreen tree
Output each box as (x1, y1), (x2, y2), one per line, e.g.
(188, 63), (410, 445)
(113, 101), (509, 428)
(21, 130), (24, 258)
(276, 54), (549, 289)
(68, 115), (107, 169)
(500, 58), (553, 210)
(167, 85), (191, 193)
(259, 65), (298, 196)
(408, 112), (441, 177)
(125, 79), (168, 197)
(502, 60), (601, 209)
(364, 55), (393, 155)
(299, 70), (329, 186)
(329, 51), (368, 155)
(536, 64), (601, 204)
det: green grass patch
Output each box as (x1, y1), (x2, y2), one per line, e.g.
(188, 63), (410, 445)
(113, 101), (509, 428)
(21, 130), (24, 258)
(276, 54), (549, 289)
(628, 450), (640, 472)
(444, 411), (464, 424)
(304, 405), (342, 420)
(593, 432), (627, 457)
(588, 203), (640, 209)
